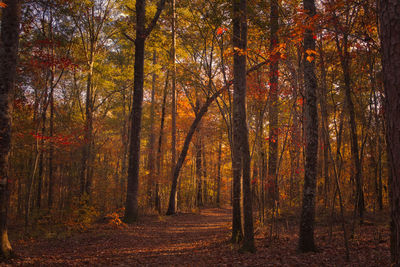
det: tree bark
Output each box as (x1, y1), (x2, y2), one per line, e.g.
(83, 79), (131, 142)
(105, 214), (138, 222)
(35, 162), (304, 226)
(267, 0), (279, 211)
(0, 0), (21, 259)
(298, 0), (318, 252)
(124, 0), (166, 223)
(124, 0), (146, 223)
(195, 108), (203, 207)
(155, 72), (169, 214)
(171, 0), (177, 181)
(379, 0), (400, 264)
(146, 51), (157, 208)
(232, 0), (255, 252)
(216, 129), (222, 207)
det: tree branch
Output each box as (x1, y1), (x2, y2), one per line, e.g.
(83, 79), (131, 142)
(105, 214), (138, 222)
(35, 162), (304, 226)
(144, 0), (167, 38)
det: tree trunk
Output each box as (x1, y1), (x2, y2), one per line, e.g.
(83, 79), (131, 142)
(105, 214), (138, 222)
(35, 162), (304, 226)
(48, 80), (55, 210)
(155, 72), (169, 214)
(267, 0), (279, 211)
(171, 0), (177, 185)
(166, 87), (226, 215)
(379, 0), (400, 263)
(342, 42), (364, 224)
(124, 0), (147, 223)
(124, 0), (166, 223)
(80, 61), (94, 197)
(298, 0), (318, 252)
(37, 104), (47, 210)
(232, 0), (255, 252)
(195, 124), (203, 207)
(0, 0), (21, 259)
(216, 130), (222, 207)
(146, 51), (157, 208)
(202, 141), (208, 205)
(317, 39), (330, 210)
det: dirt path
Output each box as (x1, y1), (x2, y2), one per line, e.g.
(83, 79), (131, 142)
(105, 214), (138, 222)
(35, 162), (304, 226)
(10, 208), (233, 266)
(4, 208), (391, 266)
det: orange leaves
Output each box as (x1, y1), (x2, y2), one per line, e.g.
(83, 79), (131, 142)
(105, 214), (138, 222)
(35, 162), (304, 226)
(233, 47), (246, 56)
(305, 49), (318, 62)
(0, 2), (6, 8)
(306, 56), (314, 62)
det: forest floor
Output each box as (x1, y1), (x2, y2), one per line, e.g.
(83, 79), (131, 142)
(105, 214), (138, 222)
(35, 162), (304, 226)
(2, 207), (391, 266)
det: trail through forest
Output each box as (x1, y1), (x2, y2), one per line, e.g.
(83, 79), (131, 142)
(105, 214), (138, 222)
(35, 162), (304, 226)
(2, 208), (390, 266)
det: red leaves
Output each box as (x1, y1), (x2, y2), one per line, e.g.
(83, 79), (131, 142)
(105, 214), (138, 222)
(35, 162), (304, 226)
(216, 27), (227, 35)
(27, 132), (77, 146)
(23, 38), (78, 71)
(0, 2), (6, 8)
(297, 97), (304, 106)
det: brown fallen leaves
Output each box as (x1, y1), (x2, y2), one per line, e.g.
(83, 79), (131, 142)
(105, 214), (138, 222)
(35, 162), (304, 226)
(3, 208), (390, 266)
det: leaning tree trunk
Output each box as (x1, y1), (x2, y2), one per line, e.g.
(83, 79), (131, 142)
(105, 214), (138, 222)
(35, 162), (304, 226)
(232, 0), (255, 253)
(165, 63), (271, 216)
(379, 0), (400, 264)
(166, 87), (226, 215)
(0, 0), (21, 259)
(298, 0), (318, 253)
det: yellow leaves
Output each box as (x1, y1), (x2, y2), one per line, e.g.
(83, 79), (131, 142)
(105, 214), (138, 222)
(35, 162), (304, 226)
(0, 2), (7, 8)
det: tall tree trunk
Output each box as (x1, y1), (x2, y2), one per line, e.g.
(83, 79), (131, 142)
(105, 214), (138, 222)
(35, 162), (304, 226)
(171, 0), (177, 190)
(267, 0), (279, 212)
(232, 0), (255, 252)
(379, 0), (400, 264)
(48, 80), (55, 210)
(0, 0), (21, 259)
(216, 129), (222, 207)
(37, 103), (47, 210)
(318, 40), (330, 210)
(155, 72), (169, 214)
(298, 0), (318, 252)
(202, 141), (208, 205)
(341, 39), (364, 224)
(124, 0), (166, 223)
(120, 87), (129, 208)
(80, 61), (94, 197)
(195, 120), (203, 207)
(124, 0), (147, 223)
(146, 51), (157, 208)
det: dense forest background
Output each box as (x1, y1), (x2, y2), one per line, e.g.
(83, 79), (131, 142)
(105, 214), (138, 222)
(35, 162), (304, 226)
(0, 0), (399, 264)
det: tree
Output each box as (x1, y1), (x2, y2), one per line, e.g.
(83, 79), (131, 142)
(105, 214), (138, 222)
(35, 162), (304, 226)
(298, 0), (318, 252)
(232, 0), (255, 252)
(124, 0), (166, 223)
(267, 0), (280, 215)
(379, 0), (400, 264)
(0, 0), (21, 259)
